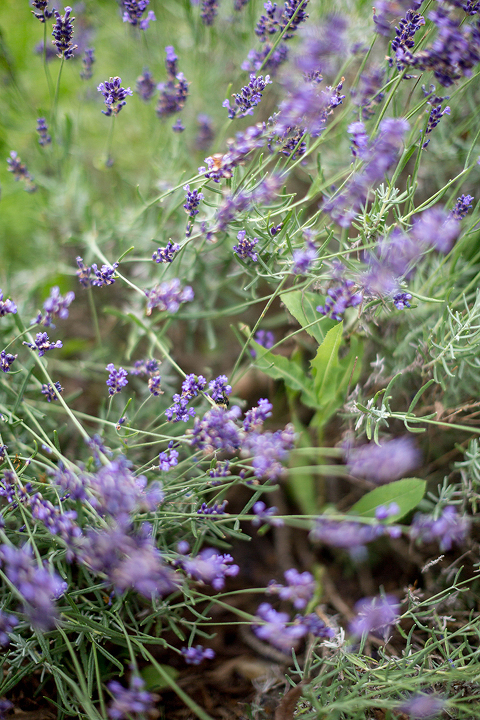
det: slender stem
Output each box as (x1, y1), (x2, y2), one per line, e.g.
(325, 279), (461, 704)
(87, 287), (102, 348)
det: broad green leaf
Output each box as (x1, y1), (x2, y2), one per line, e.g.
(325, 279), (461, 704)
(281, 290), (335, 344)
(311, 322), (343, 401)
(141, 664), (180, 691)
(349, 478), (426, 522)
(251, 341), (318, 408)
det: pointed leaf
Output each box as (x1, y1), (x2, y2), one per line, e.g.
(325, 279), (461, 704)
(311, 322), (343, 401)
(281, 290), (335, 344)
(251, 342), (317, 408)
(349, 478), (426, 522)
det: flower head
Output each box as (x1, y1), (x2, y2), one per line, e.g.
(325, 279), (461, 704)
(253, 602), (306, 653)
(0, 351), (17, 373)
(33, 286), (75, 327)
(181, 645), (215, 664)
(182, 548), (239, 590)
(410, 506), (470, 551)
(145, 279), (194, 315)
(200, 0), (219, 25)
(233, 230), (259, 261)
(0, 290), (17, 317)
(349, 594), (400, 638)
(36, 118), (51, 146)
(51, 7), (77, 59)
(97, 77), (133, 116)
(107, 675), (158, 720)
(398, 694), (446, 719)
(152, 241), (179, 263)
(31, 0), (54, 23)
(106, 364), (128, 396)
(223, 74), (272, 119)
(80, 48), (95, 79)
(23, 332), (62, 357)
(346, 437), (421, 484)
(268, 569), (315, 609)
(41, 382), (63, 402)
(135, 68), (156, 101)
(122, 0), (156, 29)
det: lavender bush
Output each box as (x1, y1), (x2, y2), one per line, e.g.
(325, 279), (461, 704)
(0, 0), (479, 718)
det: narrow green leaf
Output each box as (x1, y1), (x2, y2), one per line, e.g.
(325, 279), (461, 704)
(311, 322), (343, 401)
(349, 478), (426, 521)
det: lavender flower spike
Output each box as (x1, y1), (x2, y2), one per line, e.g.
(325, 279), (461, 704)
(0, 351), (17, 373)
(398, 694), (446, 719)
(23, 332), (63, 357)
(145, 279), (194, 315)
(224, 74), (272, 119)
(51, 7), (77, 59)
(253, 602), (306, 653)
(201, 0), (219, 25)
(181, 645), (215, 664)
(36, 118), (51, 147)
(32, 0), (54, 23)
(346, 437), (421, 485)
(349, 594), (400, 639)
(0, 291), (17, 317)
(106, 364), (128, 396)
(97, 77), (133, 116)
(233, 230), (258, 261)
(107, 676), (158, 720)
(122, 0), (156, 30)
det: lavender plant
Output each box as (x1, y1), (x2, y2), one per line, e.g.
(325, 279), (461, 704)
(0, 0), (480, 718)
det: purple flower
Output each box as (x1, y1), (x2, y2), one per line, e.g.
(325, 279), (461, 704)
(451, 193), (474, 220)
(233, 230), (259, 261)
(316, 277), (362, 321)
(250, 330), (275, 359)
(122, 0), (156, 29)
(80, 47), (95, 79)
(23, 332), (62, 357)
(399, 694), (446, 719)
(41, 381), (63, 402)
(190, 406), (242, 452)
(36, 117), (51, 146)
(292, 236), (317, 275)
(89, 457), (163, 520)
(223, 74), (272, 119)
(274, 77), (345, 140)
(390, 9), (425, 68)
(132, 359), (161, 376)
(200, 0), (219, 25)
(107, 675), (157, 720)
(53, 465), (87, 501)
(183, 185), (204, 236)
(33, 286), (75, 327)
(7, 151), (36, 192)
(373, 0), (422, 37)
(159, 448), (179, 471)
(200, 123), (265, 183)
(106, 364), (128, 396)
(156, 48), (189, 119)
(351, 67), (385, 118)
(195, 114), (214, 150)
(242, 425), (295, 480)
(76, 257), (119, 288)
(198, 500), (228, 515)
(349, 595), (400, 638)
(0, 544), (66, 630)
(181, 645), (215, 664)
(165, 374), (206, 422)
(375, 503), (400, 520)
(411, 206), (460, 253)
(346, 437), (421, 484)
(253, 602), (306, 653)
(148, 376), (163, 396)
(31, 0), (54, 23)
(172, 119), (185, 132)
(51, 7), (77, 59)
(268, 569), (315, 609)
(252, 500), (284, 527)
(208, 375), (232, 402)
(145, 279), (194, 315)
(393, 292), (412, 309)
(348, 121), (370, 159)
(296, 613), (334, 638)
(0, 610), (18, 646)
(135, 68), (156, 101)
(243, 43), (289, 75)
(97, 77), (133, 116)
(152, 241), (179, 263)
(243, 398), (273, 432)
(410, 506), (469, 551)
(311, 518), (386, 550)
(0, 290), (17, 317)
(182, 548), (239, 590)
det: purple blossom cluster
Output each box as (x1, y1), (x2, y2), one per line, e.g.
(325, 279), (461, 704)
(389, 10), (425, 70)
(422, 87), (451, 148)
(182, 548), (239, 590)
(398, 694), (446, 719)
(51, 7), (77, 59)
(395, 5), (480, 87)
(97, 77), (132, 116)
(310, 517), (391, 551)
(41, 381), (63, 402)
(152, 241), (179, 263)
(122, 0), (156, 30)
(0, 290), (17, 317)
(145, 279), (194, 315)
(208, 375), (232, 403)
(317, 277), (362, 322)
(242, 425), (295, 480)
(0, 351), (16, 373)
(351, 67), (385, 119)
(451, 194), (474, 220)
(76, 257), (119, 287)
(33, 286), (75, 327)
(253, 602), (306, 653)
(410, 506), (470, 551)
(184, 185), (204, 236)
(181, 645), (215, 664)
(0, 610), (18, 647)
(136, 68), (156, 102)
(31, 0), (54, 23)
(250, 329), (275, 359)
(268, 568), (315, 609)
(223, 74), (272, 119)
(23, 332), (63, 357)
(80, 48), (95, 80)
(200, 0), (219, 25)
(252, 500), (284, 527)
(233, 230), (259, 262)
(243, 398), (273, 431)
(373, 0), (422, 37)
(36, 117), (51, 146)
(323, 117), (409, 226)
(7, 151), (36, 192)
(197, 500), (227, 514)
(0, 544), (67, 630)
(107, 675), (158, 720)
(106, 364), (128, 396)
(274, 77), (345, 140)
(292, 235), (317, 275)
(346, 437), (421, 484)
(156, 47), (189, 126)
(349, 594), (400, 638)
(298, 613), (334, 638)
(200, 123), (265, 182)
(190, 406), (242, 452)
(165, 373), (206, 422)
